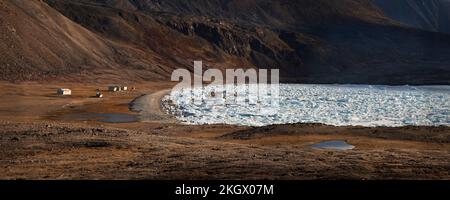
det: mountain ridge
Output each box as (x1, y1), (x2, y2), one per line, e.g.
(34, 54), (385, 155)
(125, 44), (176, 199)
(1, 0), (449, 84)
(375, 0), (450, 34)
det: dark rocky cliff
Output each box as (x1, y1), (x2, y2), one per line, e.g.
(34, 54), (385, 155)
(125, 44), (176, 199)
(1, 0), (449, 84)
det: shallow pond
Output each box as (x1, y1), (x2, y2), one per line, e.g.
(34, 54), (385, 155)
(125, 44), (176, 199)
(311, 140), (355, 150)
(58, 113), (138, 123)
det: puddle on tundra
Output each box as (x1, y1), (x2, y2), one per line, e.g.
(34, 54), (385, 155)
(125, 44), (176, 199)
(58, 113), (139, 123)
(311, 140), (355, 150)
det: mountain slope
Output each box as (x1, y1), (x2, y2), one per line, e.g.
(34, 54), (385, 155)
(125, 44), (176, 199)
(0, 0), (251, 82)
(1, 0), (450, 84)
(375, 0), (450, 34)
(46, 0), (450, 84)
(0, 0), (116, 81)
(120, 0), (389, 28)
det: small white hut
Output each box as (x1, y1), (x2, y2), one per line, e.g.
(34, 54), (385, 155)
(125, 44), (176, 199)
(57, 88), (71, 95)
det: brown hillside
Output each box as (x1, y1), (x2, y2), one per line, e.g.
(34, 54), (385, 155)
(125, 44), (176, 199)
(0, 0), (251, 82)
(1, 0), (450, 84)
(0, 0), (115, 81)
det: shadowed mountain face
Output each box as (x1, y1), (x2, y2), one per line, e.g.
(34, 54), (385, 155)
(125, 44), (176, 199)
(105, 0), (388, 28)
(1, 0), (450, 84)
(375, 0), (450, 34)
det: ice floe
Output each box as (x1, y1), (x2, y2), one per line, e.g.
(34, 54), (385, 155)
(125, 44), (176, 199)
(162, 84), (450, 127)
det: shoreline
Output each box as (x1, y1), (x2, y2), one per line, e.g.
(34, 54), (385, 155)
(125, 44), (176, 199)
(129, 89), (175, 123)
(146, 84), (450, 128)
(0, 82), (449, 180)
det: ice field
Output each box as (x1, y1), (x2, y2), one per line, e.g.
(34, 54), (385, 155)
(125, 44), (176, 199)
(162, 84), (450, 127)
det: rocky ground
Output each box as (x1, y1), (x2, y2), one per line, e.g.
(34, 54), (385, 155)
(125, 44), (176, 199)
(1, 121), (449, 180)
(0, 81), (449, 180)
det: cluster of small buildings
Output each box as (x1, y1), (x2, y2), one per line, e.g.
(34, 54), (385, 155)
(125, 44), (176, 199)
(56, 85), (134, 98)
(108, 85), (128, 92)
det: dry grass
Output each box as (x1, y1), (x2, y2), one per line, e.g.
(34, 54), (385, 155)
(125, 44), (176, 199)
(0, 82), (448, 180)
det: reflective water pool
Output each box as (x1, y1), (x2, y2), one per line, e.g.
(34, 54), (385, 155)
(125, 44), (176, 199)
(311, 140), (355, 150)
(58, 113), (138, 123)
